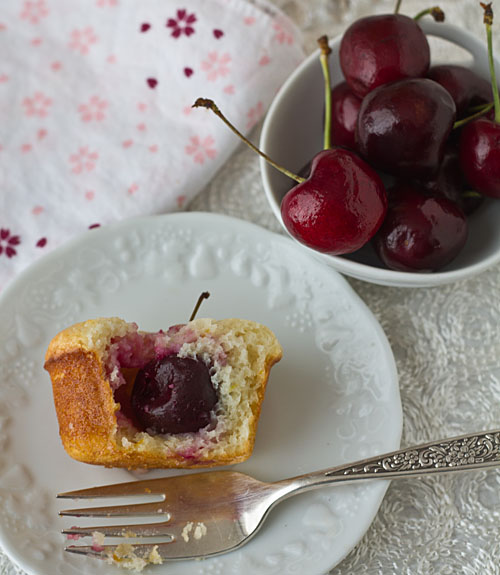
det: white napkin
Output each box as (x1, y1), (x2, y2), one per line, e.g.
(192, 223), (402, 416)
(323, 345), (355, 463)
(0, 0), (303, 290)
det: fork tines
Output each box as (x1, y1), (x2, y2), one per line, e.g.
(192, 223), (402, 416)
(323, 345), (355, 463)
(58, 478), (212, 564)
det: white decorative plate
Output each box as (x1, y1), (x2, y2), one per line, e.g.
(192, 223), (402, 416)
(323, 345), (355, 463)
(0, 212), (402, 575)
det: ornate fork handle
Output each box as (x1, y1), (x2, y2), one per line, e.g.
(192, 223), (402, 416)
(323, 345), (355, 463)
(277, 430), (500, 495)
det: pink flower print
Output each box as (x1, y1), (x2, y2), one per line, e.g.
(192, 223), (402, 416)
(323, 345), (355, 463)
(22, 92), (52, 118)
(185, 135), (216, 164)
(272, 18), (295, 45)
(78, 96), (108, 122)
(20, 0), (49, 24)
(246, 101), (264, 130)
(201, 52), (231, 82)
(166, 9), (196, 38)
(0, 229), (21, 258)
(69, 28), (98, 55)
(69, 146), (99, 174)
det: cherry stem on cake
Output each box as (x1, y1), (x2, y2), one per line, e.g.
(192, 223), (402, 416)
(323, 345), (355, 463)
(481, 2), (500, 123)
(318, 35), (333, 150)
(453, 101), (495, 128)
(193, 98), (306, 184)
(189, 291), (210, 321)
(414, 6), (445, 21)
(394, 0), (403, 14)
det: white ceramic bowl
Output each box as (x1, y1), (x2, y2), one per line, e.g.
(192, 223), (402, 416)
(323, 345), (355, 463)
(260, 20), (500, 288)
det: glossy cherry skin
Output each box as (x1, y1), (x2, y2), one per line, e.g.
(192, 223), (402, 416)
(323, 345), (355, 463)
(131, 356), (217, 434)
(459, 118), (500, 198)
(428, 65), (492, 118)
(373, 185), (468, 272)
(330, 81), (362, 151)
(357, 78), (456, 179)
(339, 14), (430, 98)
(281, 148), (387, 255)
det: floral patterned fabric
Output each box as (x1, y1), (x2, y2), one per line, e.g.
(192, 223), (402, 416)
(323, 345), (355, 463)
(0, 0), (303, 291)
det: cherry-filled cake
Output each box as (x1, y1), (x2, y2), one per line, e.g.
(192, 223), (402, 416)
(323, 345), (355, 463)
(44, 317), (282, 469)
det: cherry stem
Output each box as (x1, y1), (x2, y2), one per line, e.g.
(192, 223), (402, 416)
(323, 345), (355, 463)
(468, 101), (493, 112)
(193, 98), (306, 184)
(394, 0), (403, 14)
(318, 35), (332, 150)
(414, 6), (445, 22)
(453, 102), (494, 128)
(462, 190), (483, 198)
(189, 291), (210, 322)
(481, 2), (500, 123)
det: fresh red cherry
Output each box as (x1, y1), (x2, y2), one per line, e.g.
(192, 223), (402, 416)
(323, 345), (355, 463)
(428, 65), (492, 117)
(460, 118), (500, 198)
(339, 14), (430, 98)
(459, 3), (500, 199)
(281, 148), (387, 254)
(357, 78), (456, 179)
(330, 81), (362, 151)
(193, 37), (387, 257)
(373, 184), (468, 272)
(131, 356), (217, 434)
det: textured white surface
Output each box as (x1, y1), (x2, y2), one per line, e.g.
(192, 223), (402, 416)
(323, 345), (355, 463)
(2, 0), (500, 574)
(189, 1), (500, 573)
(0, 213), (401, 575)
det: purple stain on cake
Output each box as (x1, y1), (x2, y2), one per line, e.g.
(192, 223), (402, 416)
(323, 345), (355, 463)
(213, 29), (224, 39)
(184, 67), (193, 78)
(146, 78), (158, 89)
(140, 23), (151, 32)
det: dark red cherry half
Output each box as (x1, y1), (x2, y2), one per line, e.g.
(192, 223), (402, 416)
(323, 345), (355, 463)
(131, 356), (217, 434)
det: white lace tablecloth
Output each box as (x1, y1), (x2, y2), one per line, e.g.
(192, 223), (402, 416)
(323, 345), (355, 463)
(3, 1), (500, 574)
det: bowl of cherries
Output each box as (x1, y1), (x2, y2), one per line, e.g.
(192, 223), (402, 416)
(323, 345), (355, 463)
(255, 2), (500, 287)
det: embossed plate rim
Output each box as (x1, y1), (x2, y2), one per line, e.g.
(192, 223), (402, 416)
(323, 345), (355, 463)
(0, 212), (402, 575)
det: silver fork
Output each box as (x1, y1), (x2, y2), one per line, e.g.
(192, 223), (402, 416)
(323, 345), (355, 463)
(59, 429), (500, 564)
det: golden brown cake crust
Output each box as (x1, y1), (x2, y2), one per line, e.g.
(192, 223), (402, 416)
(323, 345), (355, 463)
(44, 318), (282, 469)
(45, 349), (118, 464)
